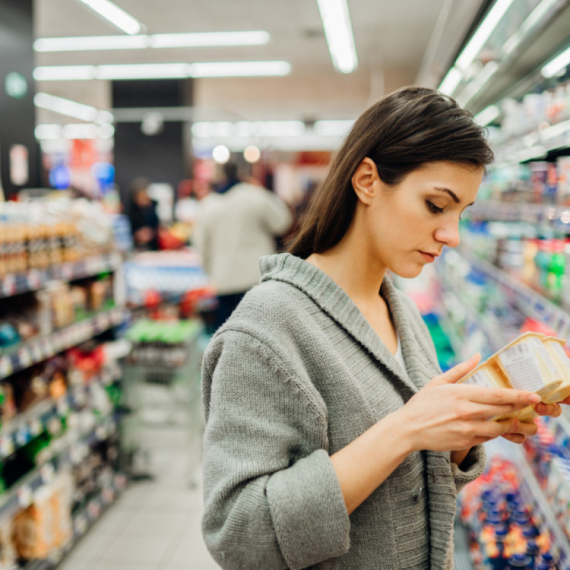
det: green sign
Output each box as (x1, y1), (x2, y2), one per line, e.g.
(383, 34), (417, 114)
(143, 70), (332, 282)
(5, 72), (28, 99)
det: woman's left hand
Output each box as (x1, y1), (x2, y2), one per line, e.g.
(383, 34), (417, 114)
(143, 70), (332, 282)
(502, 400), (567, 444)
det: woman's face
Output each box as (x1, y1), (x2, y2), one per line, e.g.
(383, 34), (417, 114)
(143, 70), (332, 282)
(359, 160), (484, 279)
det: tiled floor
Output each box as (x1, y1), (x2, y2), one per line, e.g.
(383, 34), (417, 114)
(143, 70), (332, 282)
(59, 425), (219, 570)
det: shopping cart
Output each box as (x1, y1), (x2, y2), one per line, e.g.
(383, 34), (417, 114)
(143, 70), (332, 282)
(120, 319), (204, 485)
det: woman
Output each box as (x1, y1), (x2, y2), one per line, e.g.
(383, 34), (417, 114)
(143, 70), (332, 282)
(201, 87), (563, 569)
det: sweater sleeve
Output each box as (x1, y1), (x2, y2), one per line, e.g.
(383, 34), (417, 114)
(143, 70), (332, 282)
(201, 330), (351, 570)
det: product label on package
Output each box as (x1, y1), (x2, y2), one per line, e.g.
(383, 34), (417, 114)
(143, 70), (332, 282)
(500, 339), (547, 391)
(463, 370), (494, 388)
(551, 342), (570, 373)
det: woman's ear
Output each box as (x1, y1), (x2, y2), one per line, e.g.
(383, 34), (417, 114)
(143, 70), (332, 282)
(352, 158), (380, 205)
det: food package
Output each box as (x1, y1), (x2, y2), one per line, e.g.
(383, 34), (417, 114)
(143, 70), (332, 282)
(459, 332), (570, 421)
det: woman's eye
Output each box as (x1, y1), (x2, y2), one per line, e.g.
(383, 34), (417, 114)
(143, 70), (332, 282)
(426, 201), (443, 214)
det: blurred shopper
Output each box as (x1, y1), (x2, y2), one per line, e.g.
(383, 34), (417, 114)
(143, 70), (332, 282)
(127, 178), (160, 250)
(194, 163), (292, 330)
(216, 161), (241, 194)
(201, 88), (567, 569)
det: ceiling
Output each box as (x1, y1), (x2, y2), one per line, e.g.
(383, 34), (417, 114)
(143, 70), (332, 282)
(34, 0), (485, 125)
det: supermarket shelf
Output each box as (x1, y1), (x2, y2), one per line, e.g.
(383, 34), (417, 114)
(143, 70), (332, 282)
(0, 369), (118, 461)
(465, 200), (570, 231)
(0, 252), (122, 300)
(458, 247), (570, 342)
(0, 412), (118, 526)
(0, 306), (127, 381)
(22, 472), (127, 570)
(511, 445), (570, 569)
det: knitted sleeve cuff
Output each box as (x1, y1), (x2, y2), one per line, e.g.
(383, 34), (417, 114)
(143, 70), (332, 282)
(451, 444), (486, 493)
(266, 449), (351, 570)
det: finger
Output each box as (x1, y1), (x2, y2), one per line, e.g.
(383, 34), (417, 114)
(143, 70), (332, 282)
(560, 396), (570, 405)
(461, 386), (541, 407)
(460, 402), (529, 420)
(502, 433), (526, 444)
(508, 421), (538, 437)
(535, 402), (562, 417)
(431, 354), (481, 386)
(475, 418), (517, 439)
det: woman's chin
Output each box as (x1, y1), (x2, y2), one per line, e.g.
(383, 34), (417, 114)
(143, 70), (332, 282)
(390, 263), (424, 279)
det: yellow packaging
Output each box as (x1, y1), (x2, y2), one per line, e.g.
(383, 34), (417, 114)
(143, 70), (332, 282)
(459, 332), (567, 421)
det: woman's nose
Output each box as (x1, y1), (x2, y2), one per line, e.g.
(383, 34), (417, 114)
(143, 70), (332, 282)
(434, 222), (460, 248)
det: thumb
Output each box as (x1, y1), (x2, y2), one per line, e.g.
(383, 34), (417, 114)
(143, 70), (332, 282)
(428, 353), (481, 387)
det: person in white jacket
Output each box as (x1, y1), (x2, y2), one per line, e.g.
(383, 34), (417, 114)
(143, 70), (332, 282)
(194, 166), (293, 330)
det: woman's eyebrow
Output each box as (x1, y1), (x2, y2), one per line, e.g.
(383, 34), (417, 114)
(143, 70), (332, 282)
(433, 187), (460, 203)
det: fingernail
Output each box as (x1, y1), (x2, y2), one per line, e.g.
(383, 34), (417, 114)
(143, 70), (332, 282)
(529, 394), (541, 404)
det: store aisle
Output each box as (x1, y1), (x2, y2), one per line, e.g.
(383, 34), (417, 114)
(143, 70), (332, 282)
(58, 425), (218, 570)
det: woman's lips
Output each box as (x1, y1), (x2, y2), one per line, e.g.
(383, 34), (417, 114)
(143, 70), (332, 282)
(419, 251), (436, 262)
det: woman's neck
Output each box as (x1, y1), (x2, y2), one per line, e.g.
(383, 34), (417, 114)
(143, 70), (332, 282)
(306, 222), (387, 305)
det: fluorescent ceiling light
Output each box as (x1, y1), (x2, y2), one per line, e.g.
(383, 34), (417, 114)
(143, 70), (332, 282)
(501, 0), (558, 58)
(316, 0), (358, 73)
(34, 92), (113, 124)
(188, 61), (291, 77)
(35, 35), (149, 52)
(35, 123), (114, 140)
(35, 124), (62, 140)
(97, 63), (188, 79)
(79, 0), (142, 35)
(192, 121), (305, 138)
(456, 61), (499, 107)
(516, 145), (547, 162)
(34, 66), (96, 81)
(540, 119), (570, 141)
(438, 67), (462, 96)
(150, 31), (270, 48)
(34, 61), (291, 81)
(313, 120), (354, 136)
(542, 44), (570, 78)
(456, 0), (515, 71)
(34, 31), (270, 52)
(474, 105), (500, 126)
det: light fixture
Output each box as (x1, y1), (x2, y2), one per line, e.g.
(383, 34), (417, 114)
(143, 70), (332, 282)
(542, 44), (570, 78)
(316, 0), (358, 73)
(34, 31), (271, 52)
(244, 145), (261, 163)
(539, 119), (570, 141)
(515, 145), (547, 162)
(438, 67), (462, 96)
(313, 120), (354, 136)
(456, 0), (515, 71)
(35, 124), (62, 140)
(192, 121), (305, 138)
(456, 61), (499, 107)
(34, 35), (148, 52)
(150, 31), (270, 48)
(212, 145), (231, 164)
(79, 0), (142, 35)
(34, 61), (292, 81)
(34, 92), (114, 124)
(34, 66), (96, 81)
(97, 63), (188, 79)
(501, 0), (558, 58)
(188, 61), (291, 77)
(474, 105), (500, 126)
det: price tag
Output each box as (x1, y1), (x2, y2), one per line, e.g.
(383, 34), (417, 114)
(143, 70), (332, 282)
(87, 500), (101, 520)
(2, 274), (16, 296)
(102, 487), (114, 504)
(57, 399), (69, 416)
(74, 513), (88, 536)
(19, 348), (32, 367)
(61, 263), (73, 280)
(30, 343), (43, 361)
(15, 427), (29, 446)
(114, 473), (127, 490)
(29, 418), (42, 437)
(28, 270), (41, 289)
(0, 357), (13, 379)
(40, 463), (55, 484)
(17, 485), (32, 508)
(0, 437), (14, 457)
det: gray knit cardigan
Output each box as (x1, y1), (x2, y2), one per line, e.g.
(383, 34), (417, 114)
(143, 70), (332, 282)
(202, 253), (485, 570)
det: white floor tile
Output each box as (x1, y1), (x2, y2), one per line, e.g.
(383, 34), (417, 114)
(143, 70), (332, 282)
(63, 530), (119, 563)
(97, 536), (173, 566)
(119, 512), (188, 538)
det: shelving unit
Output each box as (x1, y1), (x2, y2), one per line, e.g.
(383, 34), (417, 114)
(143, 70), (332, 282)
(0, 306), (126, 381)
(0, 253), (122, 299)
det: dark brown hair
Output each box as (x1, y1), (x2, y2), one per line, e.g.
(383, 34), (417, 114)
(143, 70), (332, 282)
(288, 86), (494, 259)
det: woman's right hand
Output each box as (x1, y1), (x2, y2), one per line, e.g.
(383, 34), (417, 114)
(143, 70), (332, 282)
(397, 354), (542, 453)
